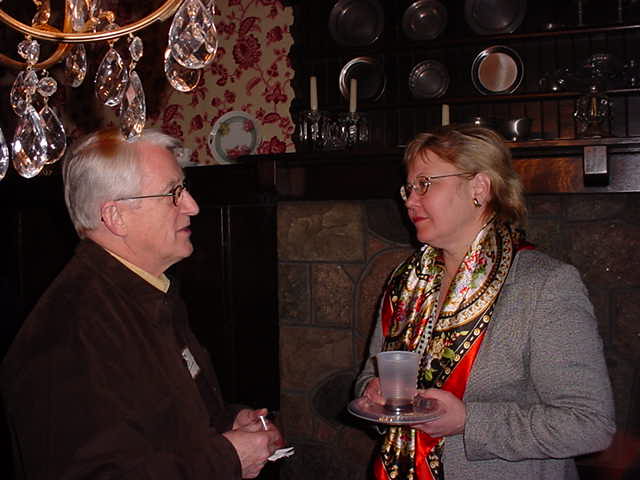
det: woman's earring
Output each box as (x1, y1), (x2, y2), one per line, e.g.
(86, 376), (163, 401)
(473, 198), (482, 208)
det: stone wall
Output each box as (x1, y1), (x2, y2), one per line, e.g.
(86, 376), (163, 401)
(276, 194), (640, 480)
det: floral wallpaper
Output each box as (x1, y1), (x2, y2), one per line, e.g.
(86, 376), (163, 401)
(149, 0), (295, 165)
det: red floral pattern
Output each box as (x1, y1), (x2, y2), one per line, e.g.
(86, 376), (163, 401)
(151, 0), (294, 165)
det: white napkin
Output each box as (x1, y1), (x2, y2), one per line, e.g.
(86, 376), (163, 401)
(268, 446), (295, 462)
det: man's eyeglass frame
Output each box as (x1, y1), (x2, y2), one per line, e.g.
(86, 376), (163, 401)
(115, 182), (188, 207)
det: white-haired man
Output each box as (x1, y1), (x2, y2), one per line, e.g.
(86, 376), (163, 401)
(2, 128), (282, 479)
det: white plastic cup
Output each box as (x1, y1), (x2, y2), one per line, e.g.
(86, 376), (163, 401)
(376, 350), (420, 413)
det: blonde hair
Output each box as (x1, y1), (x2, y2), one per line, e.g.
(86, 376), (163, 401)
(404, 124), (526, 227)
(62, 128), (181, 237)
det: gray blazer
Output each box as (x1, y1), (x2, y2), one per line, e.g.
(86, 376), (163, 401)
(355, 249), (616, 480)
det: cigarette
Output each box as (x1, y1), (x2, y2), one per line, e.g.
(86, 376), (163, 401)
(259, 415), (268, 431)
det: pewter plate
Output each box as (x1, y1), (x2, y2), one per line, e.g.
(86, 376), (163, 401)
(471, 45), (523, 95)
(464, 0), (526, 35)
(402, 0), (448, 41)
(339, 56), (386, 101)
(329, 0), (384, 47)
(409, 60), (449, 99)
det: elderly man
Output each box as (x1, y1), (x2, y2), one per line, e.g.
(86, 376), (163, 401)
(1, 128), (282, 479)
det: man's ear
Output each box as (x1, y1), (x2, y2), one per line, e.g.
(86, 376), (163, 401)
(471, 172), (491, 205)
(100, 202), (127, 236)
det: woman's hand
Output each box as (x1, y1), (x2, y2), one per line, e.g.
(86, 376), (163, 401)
(411, 389), (466, 437)
(361, 377), (386, 405)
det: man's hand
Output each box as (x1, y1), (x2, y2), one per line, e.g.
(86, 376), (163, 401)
(224, 408), (285, 478)
(222, 429), (281, 479)
(233, 408), (267, 432)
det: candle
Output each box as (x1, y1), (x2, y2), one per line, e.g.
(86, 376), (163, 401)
(441, 104), (450, 126)
(349, 78), (357, 113)
(310, 76), (318, 111)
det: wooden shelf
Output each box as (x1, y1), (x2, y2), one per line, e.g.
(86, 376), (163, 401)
(393, 23), (640, 51)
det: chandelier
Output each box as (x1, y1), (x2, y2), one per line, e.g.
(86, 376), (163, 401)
(0, 0), (219, 181)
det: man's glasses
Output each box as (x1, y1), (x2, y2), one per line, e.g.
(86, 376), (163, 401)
(400, 173), (468, 201)
(115, 182), (188, 207)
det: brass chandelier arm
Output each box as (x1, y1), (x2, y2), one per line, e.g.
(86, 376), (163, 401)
(0, 0), (183, 43)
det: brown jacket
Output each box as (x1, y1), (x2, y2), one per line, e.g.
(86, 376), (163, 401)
(1, 240), (243, 479)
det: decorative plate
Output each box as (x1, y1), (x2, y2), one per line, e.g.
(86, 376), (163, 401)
(402, 0), (448, 41)
(409, 59), (450, 99)
(464, 0), (526, 35)
(328, 0), (384, 47)
(208, 111), (261, 164)
(339, 56), (386, 101)
(471, 45), (523, 95)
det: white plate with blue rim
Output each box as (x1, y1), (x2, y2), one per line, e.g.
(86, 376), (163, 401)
(208, 111), (261, 164)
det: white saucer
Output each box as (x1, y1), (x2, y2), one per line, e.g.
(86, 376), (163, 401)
(347, 397), (442, 425)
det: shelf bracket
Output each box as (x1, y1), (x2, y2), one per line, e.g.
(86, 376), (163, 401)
(583, 145), (609, 186)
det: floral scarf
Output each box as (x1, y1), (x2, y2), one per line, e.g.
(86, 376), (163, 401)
(373, 220), (528, 480)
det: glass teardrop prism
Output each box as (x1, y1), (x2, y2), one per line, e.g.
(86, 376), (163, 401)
(40, 106), (67, 164)
(64, 44), (87, 87)
(12, 106), (48, 178)
(168, 0), (218, 69)
(129, 36), (144, 62)
(95, 48), (129, 107)
(119, 71), (146, 140)
(69, 0), (99, 32)
(164, 47), (201, 92)
(0, 127), (9, 181)
(18, 38), (40, 65)
(10, 69), (39, 116)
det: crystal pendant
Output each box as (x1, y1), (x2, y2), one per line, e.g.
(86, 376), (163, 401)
(119, 71), (146, 140)
(18, 38), (40, 65)
(0, 127), (9, 181)
(32, 0), (51, 26)
(206, 0), (216, 18)
(168, 0), (218, 69)
(69, 0), (99, 32)
(38, 75), (57, 97)
(129, 36), (143, 62)
(95, 48), (129, 107)
(64, 44), (87, 87)
(12, 106), (48, 178)
(40, 106), (67, 164)
(10, 69), (39, 116)
(164, 47), (201, 92)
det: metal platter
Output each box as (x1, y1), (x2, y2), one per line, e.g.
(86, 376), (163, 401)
(471, 45), (523, 95)
(329, 0), (384, 47)
(402, 0), (448, 41)
(464, 0), (526, 35)
(408, 60), (449, 99)
(339, 57), (386, 101)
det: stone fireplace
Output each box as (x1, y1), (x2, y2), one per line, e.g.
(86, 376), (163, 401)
(275, 193), (640, 480)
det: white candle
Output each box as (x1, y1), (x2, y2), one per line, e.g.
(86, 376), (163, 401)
(441, 104), (450, 126)
(349, 78), (357, 113)
(310, 76), (318, 111)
